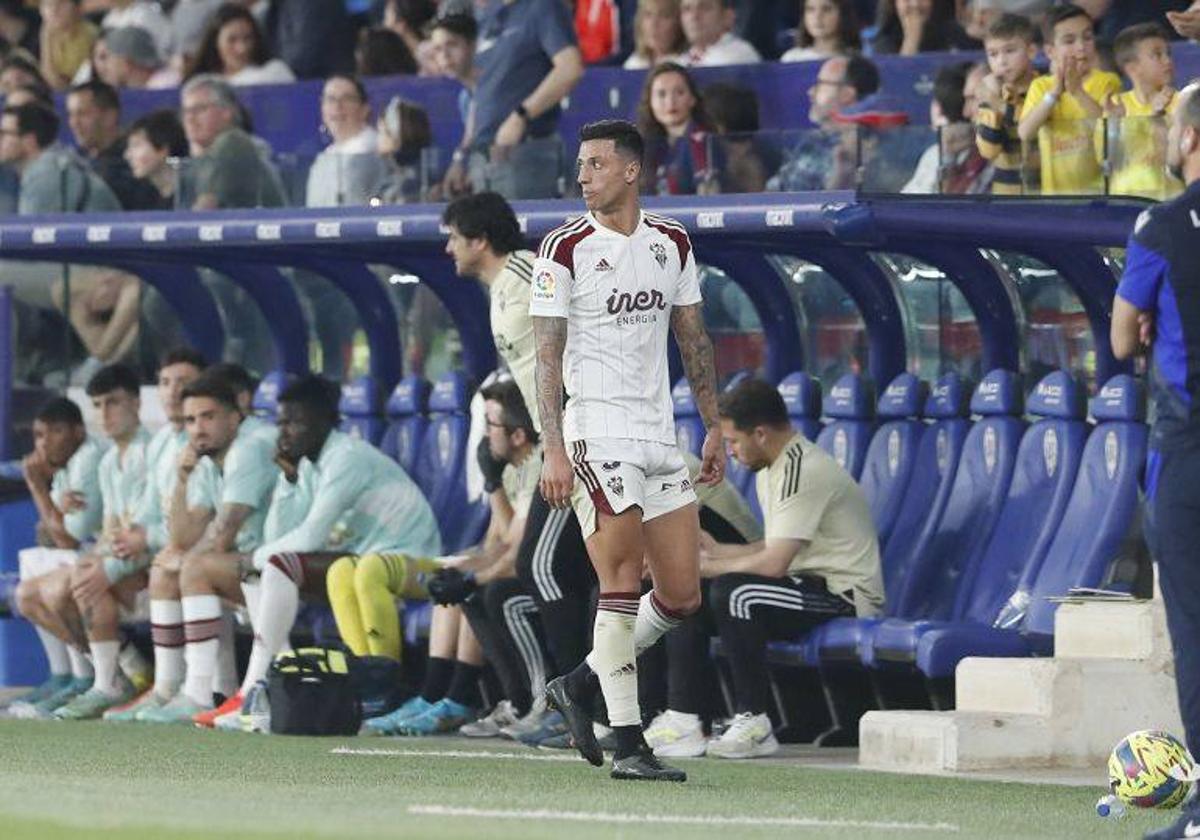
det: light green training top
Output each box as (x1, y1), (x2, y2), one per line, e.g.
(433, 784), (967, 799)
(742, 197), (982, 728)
(50, 435), (108, 543)
(188, 419), (280, 553)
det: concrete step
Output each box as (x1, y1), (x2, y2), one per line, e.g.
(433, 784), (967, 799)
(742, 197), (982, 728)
(859, 710), (1050, 772)
(1053, 598), (1171, 662)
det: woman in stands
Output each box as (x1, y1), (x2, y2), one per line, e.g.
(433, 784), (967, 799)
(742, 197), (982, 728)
(374, 95), (432, 204)
(306, 75), (388, 208)
(124, 109), (188, 210)
(184, 3), (295, 86)
(636, 62), (722, 195)
(871, 0), (979, 56)
(624, 0), (688, 69)
(781, 0), (862, 63)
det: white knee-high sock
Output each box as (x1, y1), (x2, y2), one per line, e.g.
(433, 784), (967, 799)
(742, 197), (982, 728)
(182, 594), (222, 707)
(90, 640), (120, 695)
(240, 563), (298, 693)
(34, 626), (70, 676)
(214, 611), (239, 698)
(67, 645), (93, 679)
(149, 599), (185, 698)
(633, 590), (685, 655)
(584, 593), (640, 728)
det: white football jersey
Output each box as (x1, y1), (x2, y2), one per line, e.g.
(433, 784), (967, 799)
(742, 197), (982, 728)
(529, 210), (701, 445)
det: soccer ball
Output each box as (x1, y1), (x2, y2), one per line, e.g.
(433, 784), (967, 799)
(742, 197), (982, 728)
(1108, 730), (1195, 809)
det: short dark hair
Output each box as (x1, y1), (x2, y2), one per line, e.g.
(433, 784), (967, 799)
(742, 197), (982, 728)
(206, 362), (259, 397)
(1044, 4), (1092, 43)
(431, 12), (477, 41)
(480, 378), (537, 443)
(278, 375), (341, 426)
(933, 62), (971, 123)
(1114, 22), (1170, 68)
(36, 397), (84, 427)
(9, 82), (53, 109)
(3, 103), (58, 149)
(68, 79), (120, 113)
(579, 119), (645, 162)
(986, 13), (1037, 45)
(325, 73), (368, 104)
(843, 54), (880, 100)
(718, 378), (790, 431)
(86, 363), (141, 398)
(128, 109), (188, 158)
(159, 346), (207, 372)
(442, 192), (524, 255)
(181, 372), (240, 411)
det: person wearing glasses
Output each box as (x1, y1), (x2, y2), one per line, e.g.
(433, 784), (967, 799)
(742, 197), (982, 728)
(306, 74), (387, 208)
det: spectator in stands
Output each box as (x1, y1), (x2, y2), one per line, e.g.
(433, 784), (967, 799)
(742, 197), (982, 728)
(704, 81), (778, 193)
(380, 0), (438, 76)
(1083, 0), (1191, 41)
(903, 62), (992, 193)
(374, 95), (432, 203)
(39, 0), (98, 90)
(575, 0), (637, 65)
(0, 51), (46, 95)
(679, 0), (761, 66)
(0, 0), (40, 58)
(100, 0), (174, 61)
(66, 80), (162, 210)
(975, 13), (1039, 194)
(1104, 22), (1181, 199)
(781, 0), (861, 63)
(636, 62), (719, 195)
(355, 27), (417, 77)
(185, 3), (295, 86)
(871, 0), (978, 55)
(1168, 1), (1200, 40)
(449, 0), (584, 200)
(180, 74), (284, 209)
(101, 25), (179, 89)
(767, 54), (879, 191)
(624, 0), (687, 69)
(306, 75), (388, 207)
(170, 0), (223, 70)
(4, 398), (106, 719)
(1018, 4), (1121, 194)
(264, 0), (355, 80)
(5, 81), (52, 108)
(429, 13), (476, 126)
(124, 108), (188, 209)
(701, 379), (882, 759)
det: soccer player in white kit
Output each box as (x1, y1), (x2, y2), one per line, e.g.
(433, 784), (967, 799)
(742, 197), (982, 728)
(531, 119), (723, 781)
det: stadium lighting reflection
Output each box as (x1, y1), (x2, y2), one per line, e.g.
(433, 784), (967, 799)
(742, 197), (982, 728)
(388, 274), (420, 285)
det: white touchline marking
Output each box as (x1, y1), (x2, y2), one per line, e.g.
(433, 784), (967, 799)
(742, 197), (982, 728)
(331, 747), (580, 763)
(406, 805), (959, 832)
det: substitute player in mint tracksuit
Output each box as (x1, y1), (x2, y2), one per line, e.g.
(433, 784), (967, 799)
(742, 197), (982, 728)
(1113, 82), (1200, 840)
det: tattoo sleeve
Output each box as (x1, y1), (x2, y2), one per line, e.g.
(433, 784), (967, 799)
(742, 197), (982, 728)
(532, 315), (569, 448)
(187, 503), (253, 559)
(671, 302), (719, 428)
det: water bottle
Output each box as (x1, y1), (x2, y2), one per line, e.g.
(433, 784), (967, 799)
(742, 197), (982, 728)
(243, 679), (271, 734)
(1096, 794), (1126, 819)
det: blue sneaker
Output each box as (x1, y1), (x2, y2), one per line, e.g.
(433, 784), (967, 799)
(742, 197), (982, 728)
(2, 674), (72, 714)
(10, 676), (92, 720)
(507, 709), (568, 747)
(360, 696), (432, 736)
(394, 698), (475, 736)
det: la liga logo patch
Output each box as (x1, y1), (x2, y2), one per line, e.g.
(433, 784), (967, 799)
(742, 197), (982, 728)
(533, 271), (556, 300)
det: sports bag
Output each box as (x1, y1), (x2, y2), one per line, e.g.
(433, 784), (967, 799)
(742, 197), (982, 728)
(267, 647), (362, 735)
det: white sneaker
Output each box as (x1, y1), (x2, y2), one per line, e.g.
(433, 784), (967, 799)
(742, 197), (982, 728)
(498, 697), (549, 740)
(705, 712), (779, 759)
(213, 707), (243, 732)
(644, 710), (706, 758)
(459, 700), (519, 738)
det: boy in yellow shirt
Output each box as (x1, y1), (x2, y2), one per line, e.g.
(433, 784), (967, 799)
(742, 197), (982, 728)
(1019, 4), (1122, 194)
(1104, 22), (1181, 200)
(975, 14), (1040, 194)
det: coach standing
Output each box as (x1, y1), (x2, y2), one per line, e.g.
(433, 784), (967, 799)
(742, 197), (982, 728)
(1113, 81), (1200, 840)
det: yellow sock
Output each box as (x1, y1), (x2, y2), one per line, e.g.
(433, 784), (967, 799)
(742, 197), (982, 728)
(326, 556), (369, 656)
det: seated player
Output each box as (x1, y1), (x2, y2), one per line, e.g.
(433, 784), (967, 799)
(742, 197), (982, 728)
(205, 362), (276, 444)
(702, 379), (883, 759)
(186, 375), (441, 731)
(6, 397), (106, 717)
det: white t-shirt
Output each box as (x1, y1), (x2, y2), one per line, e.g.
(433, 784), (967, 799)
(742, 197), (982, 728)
(228, 59), (296, 87)
(681, 32), (761, 67)
(780, 45), (830, 63)
(529, 210), (701, 445)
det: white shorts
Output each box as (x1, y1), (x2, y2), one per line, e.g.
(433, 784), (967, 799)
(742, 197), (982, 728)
(569, 438), (697, 540)
(18, 547), (78, 580)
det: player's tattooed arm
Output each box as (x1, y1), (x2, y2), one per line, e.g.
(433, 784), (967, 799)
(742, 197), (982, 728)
(187, 503), (254, 558)
(532, 315), (569, 448)
(671, 302), (719, 428)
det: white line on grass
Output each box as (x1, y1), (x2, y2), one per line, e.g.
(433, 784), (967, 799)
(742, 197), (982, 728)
(331, 747), (580, 763)
(407, 804), (960, 833)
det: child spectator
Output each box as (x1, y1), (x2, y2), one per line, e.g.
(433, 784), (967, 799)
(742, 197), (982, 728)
(66, 79), (163, 210)
(1104, 22), (1181, 198)
(124, 108), (188, 210)
(374, 95), (432, 204)
(185, 3), (296, 86)
(704, 80), (778, 193)
(679, 0), (761, 66)
(781, 0), (861, 63)
(1018, 4), (1121, 194)
(429, 13), (476, 124)
(356, 27), (418, 77)
(975, 13), (1040, 194)
(624, 0), (687, 69)
(636, 61), (719, 194)
(904, 61), (992, 193)
(871, 0), (978, 55)
(39, 0), (98, 90)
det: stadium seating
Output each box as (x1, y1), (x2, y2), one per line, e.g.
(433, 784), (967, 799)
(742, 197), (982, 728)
(859, 372), (929, 551)
(379, 376), (432, 475)
(777, 371), (823, 442)
(672, 379), (705, 457)
(815, 374), (876, 480)
(251, 371), (291, 420)
(338, 376), (385, 446)
(412, 371), (474, 546)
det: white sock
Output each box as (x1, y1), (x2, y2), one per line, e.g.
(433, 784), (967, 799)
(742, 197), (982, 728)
(214, 611), (239, 698)
(118, 640), (150, 685)
(90, 640), (120, 695)
(34, 626), (70, 676)
(584, 595), (640, 728)
(240, 563), (298, 693)
(633, 590), (683, 656)
(67, 645), (93, 680)
(182, 594), (221, 707)
(149, 599), (184, 698)
(240, 580), (261, 627)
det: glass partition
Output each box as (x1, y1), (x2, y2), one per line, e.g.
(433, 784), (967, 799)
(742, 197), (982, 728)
(696, 263), (765, 382)
(368, 264), (464, 382)
(768, 254), (867, 383)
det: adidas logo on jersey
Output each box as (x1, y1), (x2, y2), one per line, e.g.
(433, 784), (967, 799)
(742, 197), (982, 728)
(594, 258), (614, 272)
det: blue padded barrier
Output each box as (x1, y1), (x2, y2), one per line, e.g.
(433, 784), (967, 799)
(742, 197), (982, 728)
(338, 375), (384, 446)
(860, 372), (928, 551)
(380, 376), (432, 474)
(777, 371), (823, 442)
(816, 373), (876, 479)
(251, 371), (292, 419)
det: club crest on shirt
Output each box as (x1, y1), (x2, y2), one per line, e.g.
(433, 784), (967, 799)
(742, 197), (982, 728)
(602, 461), (620, 471)
(533, 270), (555, 300)
(607, 475), (624, 497)
(650, 241), (667, 269)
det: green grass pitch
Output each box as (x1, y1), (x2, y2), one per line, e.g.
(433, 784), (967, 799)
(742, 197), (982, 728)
(0, 719), (1175, 839)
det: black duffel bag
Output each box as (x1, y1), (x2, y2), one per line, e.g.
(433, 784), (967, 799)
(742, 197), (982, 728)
(267, 647), (362, 736)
